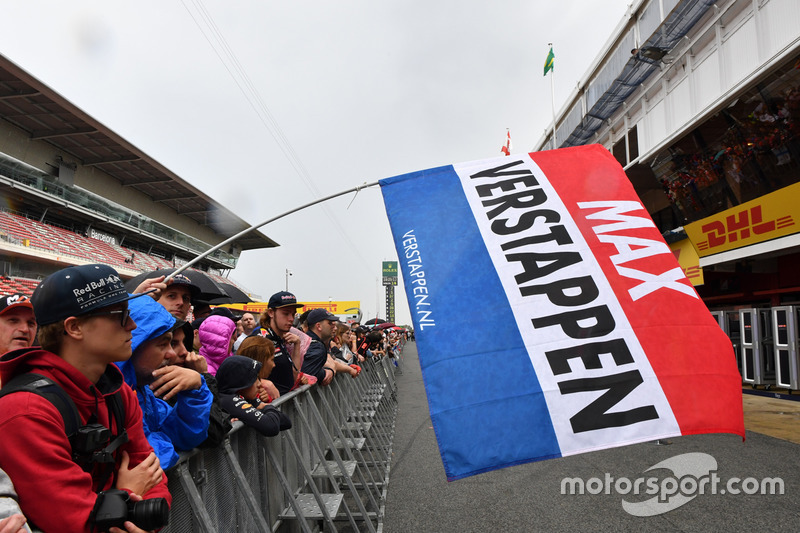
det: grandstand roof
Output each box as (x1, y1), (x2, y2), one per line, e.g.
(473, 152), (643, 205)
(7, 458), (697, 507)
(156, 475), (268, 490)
(0, 54), (278, 252)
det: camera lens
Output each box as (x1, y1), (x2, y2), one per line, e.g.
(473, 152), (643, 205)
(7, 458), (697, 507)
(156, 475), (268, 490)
(130, 497), (170, 531)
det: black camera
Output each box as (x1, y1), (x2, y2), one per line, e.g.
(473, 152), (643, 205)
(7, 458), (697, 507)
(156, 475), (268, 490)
(92, 489), (169, 532)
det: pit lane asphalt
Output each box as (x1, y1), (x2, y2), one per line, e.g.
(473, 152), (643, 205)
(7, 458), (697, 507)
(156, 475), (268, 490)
(382, 342), (800, 533)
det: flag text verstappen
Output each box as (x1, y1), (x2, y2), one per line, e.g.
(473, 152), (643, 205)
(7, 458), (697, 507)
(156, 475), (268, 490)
(468, 160), (659, 434)
(402, 230), (436, 330)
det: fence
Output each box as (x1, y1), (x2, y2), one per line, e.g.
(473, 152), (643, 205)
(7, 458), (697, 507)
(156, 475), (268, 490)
(161, 350), (401, 533)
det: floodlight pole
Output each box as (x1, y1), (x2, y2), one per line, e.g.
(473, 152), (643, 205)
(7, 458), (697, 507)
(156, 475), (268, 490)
(167, 181), (380, 281)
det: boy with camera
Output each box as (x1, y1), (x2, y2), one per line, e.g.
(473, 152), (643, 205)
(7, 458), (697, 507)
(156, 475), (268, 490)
(0, 265), (170, 533)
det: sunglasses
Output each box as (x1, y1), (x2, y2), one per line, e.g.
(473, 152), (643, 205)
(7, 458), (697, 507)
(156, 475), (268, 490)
(84, 308), (131, 327)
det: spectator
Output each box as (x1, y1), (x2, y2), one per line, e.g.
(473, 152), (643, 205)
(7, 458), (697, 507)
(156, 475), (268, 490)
(168, 322), (232, 448)
(233, 312), (258, 352)
(248, 292), (307, 395)
(333, 322), (361, 364)
(358, 329), (384, 359)
(328, 324), (362, 379)
(118, 295), (213, 469)
(192, 301), (212, 321)
(237, 336), (280, 403)
(0, 264), (169, 533)
(198, 314), (236, 376)
(215, 355), (292, 437)
(0, 295), (36, 386)
(233, 318), (244, 344)
(0, 468), (29, 533)
(295, 310), (311, 333)
(133, 273), (201, 322)
(302, 309), (341, 385)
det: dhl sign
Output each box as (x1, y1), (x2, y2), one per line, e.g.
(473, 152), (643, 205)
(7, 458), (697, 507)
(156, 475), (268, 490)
(668, 238), (704, 286)
(218, 300), (361, 316)
(685, 182), (798, 257)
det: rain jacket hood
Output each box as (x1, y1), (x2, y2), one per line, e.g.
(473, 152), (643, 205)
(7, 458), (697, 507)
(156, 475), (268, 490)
(116, 295), (211, 469)
(118, 296), (176, 387)
(199, 314), (236, 376)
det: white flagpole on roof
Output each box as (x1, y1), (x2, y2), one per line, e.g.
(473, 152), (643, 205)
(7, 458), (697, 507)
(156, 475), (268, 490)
(548, 43), (557, 149)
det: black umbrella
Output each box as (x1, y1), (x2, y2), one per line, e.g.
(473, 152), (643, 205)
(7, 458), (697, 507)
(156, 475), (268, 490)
(124, 268), (229, 302)
(207, 282), (253, 305)
(364, 318), (386, 325)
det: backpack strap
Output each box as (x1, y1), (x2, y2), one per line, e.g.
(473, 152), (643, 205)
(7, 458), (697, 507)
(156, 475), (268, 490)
(0, 372), (129, 488)
(0, 372), (82, 438)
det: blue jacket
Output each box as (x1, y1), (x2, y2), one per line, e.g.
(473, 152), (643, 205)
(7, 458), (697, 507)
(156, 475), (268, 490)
(117, 296), (213, 468)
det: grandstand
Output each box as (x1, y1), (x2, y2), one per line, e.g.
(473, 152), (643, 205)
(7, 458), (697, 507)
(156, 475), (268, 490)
(0, 53), (276, 299)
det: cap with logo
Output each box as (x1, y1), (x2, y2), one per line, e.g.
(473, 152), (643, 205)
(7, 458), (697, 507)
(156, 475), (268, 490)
(31, 264), (151, 326)
(168, 274), (202, 299)
(0, 294), (33, 317)
(268, 291), (303, 309)
(306, 308), (341, 327)
(216, 355), (263, 393)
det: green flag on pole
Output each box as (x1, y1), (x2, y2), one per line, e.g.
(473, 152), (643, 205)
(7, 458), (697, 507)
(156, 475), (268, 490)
(543, 46), (555, 76)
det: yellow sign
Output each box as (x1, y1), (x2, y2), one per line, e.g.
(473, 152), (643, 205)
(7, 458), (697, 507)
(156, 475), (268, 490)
(668, 238), (704, 286)
(219, 300), (360, 316)
(685, 181), (799, 257)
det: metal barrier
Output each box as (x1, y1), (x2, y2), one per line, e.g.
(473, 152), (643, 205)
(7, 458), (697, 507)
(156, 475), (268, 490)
(710, 310), (742, 375)
(772, 306), (800, 390)
(740, 308), (775, 388)
(161, 351), (400, 533)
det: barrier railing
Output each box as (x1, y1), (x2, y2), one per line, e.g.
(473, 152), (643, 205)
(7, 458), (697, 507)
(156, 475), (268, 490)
(161, 350), (400, 533)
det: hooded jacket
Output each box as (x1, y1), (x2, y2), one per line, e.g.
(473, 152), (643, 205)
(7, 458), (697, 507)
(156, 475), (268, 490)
(199, 314), (236, 376)
(0, 347), (171, 533)
(117, 296), (212, 469)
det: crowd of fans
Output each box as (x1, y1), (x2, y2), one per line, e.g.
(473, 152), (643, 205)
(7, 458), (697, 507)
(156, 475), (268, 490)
(0, 263), (407, 533)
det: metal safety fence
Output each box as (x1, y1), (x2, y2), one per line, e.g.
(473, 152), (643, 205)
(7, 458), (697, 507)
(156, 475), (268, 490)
(161, 350), (401, 533)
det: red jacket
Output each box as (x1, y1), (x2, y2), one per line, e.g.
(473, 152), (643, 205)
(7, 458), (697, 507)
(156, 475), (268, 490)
(0, 348), (171, 532)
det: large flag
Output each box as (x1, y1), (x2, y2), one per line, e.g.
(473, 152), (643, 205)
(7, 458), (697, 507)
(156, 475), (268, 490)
(379, 145), (744, 481)
(544, 46), (555, 75)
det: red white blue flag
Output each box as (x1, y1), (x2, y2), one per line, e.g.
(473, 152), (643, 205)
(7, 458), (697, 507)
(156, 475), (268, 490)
(379, 145), (744, 481)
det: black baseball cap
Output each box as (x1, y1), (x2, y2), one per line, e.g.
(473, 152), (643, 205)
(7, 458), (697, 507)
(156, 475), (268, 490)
(31, 264), (151, 326)
(268, 291), (303, 309)
(0, 294), (33, 317)
(210, 306), (237, 322)
(217, 355), (262, 393)
(306, 308), (340, 327)
(168, 274), (201, 299)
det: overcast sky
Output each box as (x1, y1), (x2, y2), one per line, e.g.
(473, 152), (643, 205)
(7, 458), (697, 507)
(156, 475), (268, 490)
(0, 0), (633, 325)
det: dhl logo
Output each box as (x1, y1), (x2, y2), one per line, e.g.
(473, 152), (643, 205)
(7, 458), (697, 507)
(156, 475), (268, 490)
(697, 205), (793, 251)
(671, 248), (702, 280)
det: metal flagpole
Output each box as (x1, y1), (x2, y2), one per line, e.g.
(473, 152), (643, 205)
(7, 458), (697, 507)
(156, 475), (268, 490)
(166, 180), (380, 281)
(548, 43), (557, 149)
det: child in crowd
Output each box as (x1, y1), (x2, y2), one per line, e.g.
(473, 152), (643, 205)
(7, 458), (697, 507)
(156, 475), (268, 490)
(199, 313), (237, 376)
(236, 336), (280, 403)
(215, 355), (292, 437)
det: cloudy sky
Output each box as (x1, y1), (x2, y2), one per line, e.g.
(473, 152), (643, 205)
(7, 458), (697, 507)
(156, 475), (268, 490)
(0, 0), (633, 325)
